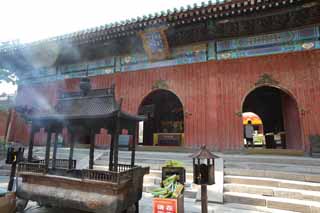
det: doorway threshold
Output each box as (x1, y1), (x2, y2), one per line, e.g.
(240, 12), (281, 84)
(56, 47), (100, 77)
(136, 145), (193, 153)
(244, 148), (304, 156)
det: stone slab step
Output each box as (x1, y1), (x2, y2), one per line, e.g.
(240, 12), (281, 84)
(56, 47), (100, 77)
(223, 156), (320, 167)
(225, 162), (320, 174)
(224, 183), (320, 202)
(143, 176), (161, 185)
(95, 159), (194, 171)
(225, 168), (320, 183)
(223, 203), (297, 213)
(0, 169), (10, 176)
(36, 147), (320, 167)
(141, 192), (269, 213)
(224, 203), (298, 213)
(225, 176), (320, 191)
(148, 169), (193, 180)
(224, 192), (320, 213)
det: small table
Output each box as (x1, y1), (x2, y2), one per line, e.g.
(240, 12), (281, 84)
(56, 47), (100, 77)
(153, 133), (184, 146)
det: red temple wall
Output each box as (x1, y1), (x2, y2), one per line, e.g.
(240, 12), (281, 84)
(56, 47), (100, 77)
(12, 49), (320, 152)
(0, 111), (9, 139)
(282, 93), (303, 150)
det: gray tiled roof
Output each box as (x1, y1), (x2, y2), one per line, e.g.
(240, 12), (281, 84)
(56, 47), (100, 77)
(1, 0), (280, 54)
(33, 88), (144, 121)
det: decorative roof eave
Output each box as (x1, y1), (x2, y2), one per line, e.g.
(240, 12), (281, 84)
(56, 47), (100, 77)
(28, 82), (145, 124)
(190, 145), (220, 159)
(0, 0), (311, 56)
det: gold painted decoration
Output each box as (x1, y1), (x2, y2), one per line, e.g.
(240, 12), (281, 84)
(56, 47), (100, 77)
(255, 74), (279, 86)
(140, 27), (170, 61)
(152, 80), (169, 90)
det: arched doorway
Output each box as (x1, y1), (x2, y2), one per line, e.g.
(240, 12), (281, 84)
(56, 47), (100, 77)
(138, 89), (184, 146)
(242, 86), (302, 150)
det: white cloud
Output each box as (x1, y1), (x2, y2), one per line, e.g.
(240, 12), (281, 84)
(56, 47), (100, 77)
(0, 82), (17, 95)
(0, 0), (208, 43)
(0, 0), (210, 94)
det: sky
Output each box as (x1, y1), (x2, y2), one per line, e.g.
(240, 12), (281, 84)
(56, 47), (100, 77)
(0, 0), (207, 43)
(0, 0), (207, 95)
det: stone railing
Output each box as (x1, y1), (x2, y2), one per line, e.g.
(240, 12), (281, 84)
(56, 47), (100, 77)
(82, 169), (119, 183)
(18, 161), (142, 185)
(18, 162), (46, 174)
(117, 164), (135, 172)
(82, 165), (138, 184)
(38, 159), (76, 169)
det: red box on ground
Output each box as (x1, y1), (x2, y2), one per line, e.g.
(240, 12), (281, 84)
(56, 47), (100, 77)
(152, 195), (184, 213)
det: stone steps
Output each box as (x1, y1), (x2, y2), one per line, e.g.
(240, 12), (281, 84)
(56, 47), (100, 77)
(0, 162), (12, 176)
(96, 157), (193, 170)
(140, 192), (287, 213)
(95, 151), (320, 212)
(225, 176), (320, 192)
(224, 203), (298, 213)
(225, 168), (320, 183)
(96, 152), (320, 171)
(223, 156), (320, 167)
(225, 162), (320, 174)
(147, 169), (194, 181)
(0, 169), (10, 176)
(224, 192), (320, 213)
(224, 183), (320, 202)
(223, 156), (320, 212)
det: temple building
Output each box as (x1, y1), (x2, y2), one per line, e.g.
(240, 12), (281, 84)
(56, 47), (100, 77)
(0, 0), (319, 152)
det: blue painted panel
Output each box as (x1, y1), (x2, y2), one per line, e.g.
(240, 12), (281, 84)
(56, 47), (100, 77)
(18, 26), (320, 85)
(120, 44), (207, 72)
(217, 27), (319, 52)
(207, 41), (216, 60)
(217, 41), (320, 60)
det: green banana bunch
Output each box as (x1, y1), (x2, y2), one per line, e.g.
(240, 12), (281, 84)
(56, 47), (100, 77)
(162, 174), (178, 187)
(151, 187), (169, 197)
(151, 174), (184, 199)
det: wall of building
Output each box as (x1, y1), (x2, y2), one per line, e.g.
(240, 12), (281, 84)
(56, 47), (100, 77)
(12, 49), (320, 152)
(0, 111), (9, 140)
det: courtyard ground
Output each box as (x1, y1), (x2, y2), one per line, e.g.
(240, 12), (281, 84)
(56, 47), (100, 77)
(0, 147), (299, 213)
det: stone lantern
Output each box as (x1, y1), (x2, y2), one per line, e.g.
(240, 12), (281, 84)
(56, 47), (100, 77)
(190, 145), (219, 213)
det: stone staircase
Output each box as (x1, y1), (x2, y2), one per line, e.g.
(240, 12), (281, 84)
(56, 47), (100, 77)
(0, 162), (11, 176)
(95, 151), (320, 212)
(95, 151), (199, 199)
(223, 155), (320, 213)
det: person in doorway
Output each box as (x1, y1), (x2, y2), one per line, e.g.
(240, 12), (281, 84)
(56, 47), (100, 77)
(245, 120), (255, 148)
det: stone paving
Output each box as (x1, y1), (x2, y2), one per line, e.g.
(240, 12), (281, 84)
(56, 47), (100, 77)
(16, 193), (264, 213)
(0, 147), (284, 213)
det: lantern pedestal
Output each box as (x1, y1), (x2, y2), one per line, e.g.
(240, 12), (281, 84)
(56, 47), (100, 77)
(201, 185), (208, 213)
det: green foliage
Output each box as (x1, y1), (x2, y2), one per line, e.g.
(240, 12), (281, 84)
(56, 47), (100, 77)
(163, 160), (184, 168)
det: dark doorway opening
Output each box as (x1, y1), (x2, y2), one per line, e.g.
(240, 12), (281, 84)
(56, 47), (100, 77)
(242, 86), (302, 150)
(138, 90), (184, 146)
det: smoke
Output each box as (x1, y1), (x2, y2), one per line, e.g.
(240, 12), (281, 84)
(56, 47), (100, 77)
(22, 42), (61, 68)
(17, 86), (54, 113)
